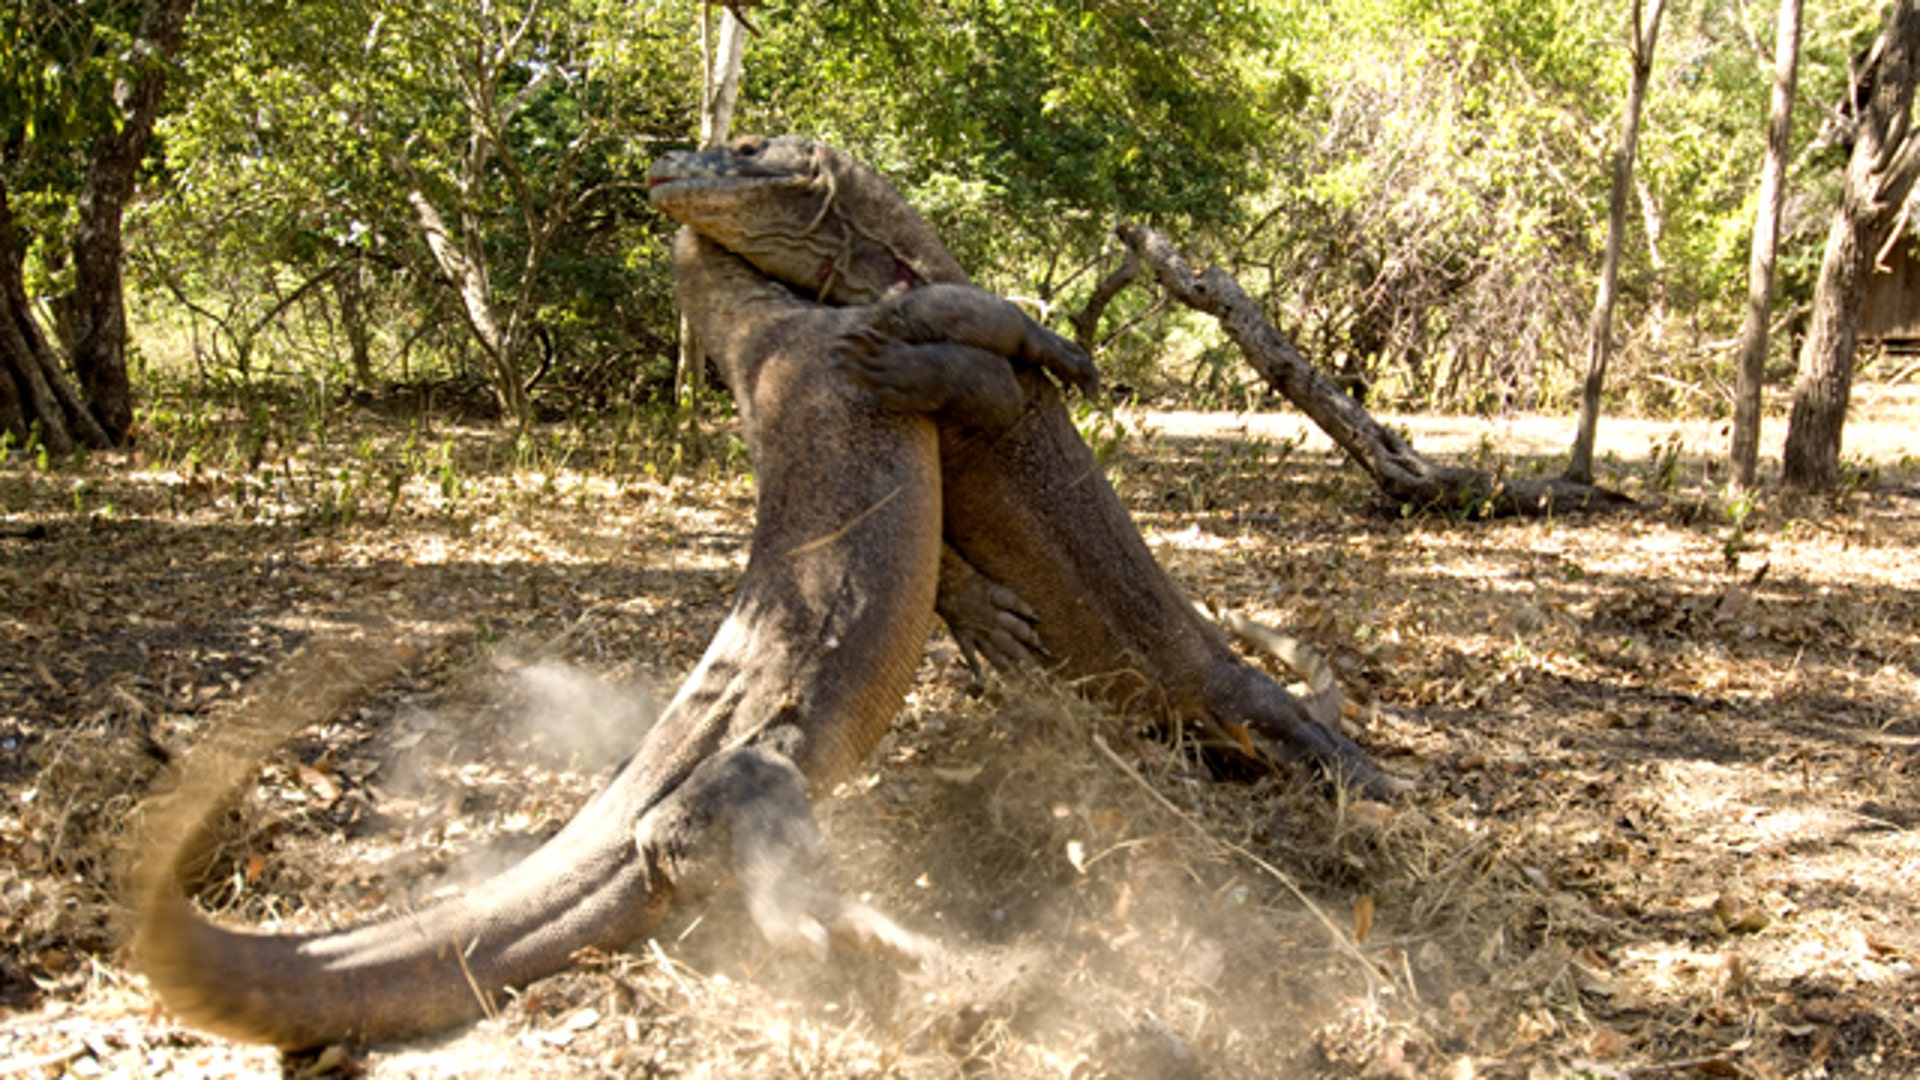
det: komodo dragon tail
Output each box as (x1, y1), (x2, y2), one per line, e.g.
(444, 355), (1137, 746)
(131, 639), (669, 1050)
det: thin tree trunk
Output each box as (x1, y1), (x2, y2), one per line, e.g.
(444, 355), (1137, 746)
(678, 5), (750, 416)
(66, 0), (196, 445)
(337, 256), (374, 387)
(1782, 0), (1920, 491)
(1119, 224), (1631, 517)
(403, 183), (528, 423)
(701, 6), (748, 148)
(1568, 0), (1667, 485)
(1730, 0), (1804, 489)
(1068, 248), (1140, 355)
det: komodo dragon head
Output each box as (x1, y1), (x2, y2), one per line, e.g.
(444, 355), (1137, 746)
(648, 134), (969, 301)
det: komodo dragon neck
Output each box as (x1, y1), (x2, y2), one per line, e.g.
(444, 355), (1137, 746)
(652, 135), (1394, 799)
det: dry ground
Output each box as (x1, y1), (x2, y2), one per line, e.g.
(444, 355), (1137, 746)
(1, 391), (1916, 1078)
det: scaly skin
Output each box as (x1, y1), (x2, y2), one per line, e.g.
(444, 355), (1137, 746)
(133, 227), (1071, 1050)
(649, 135), (1392, 796)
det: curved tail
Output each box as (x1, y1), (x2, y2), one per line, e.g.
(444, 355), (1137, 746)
(130, 640), (668, 1049)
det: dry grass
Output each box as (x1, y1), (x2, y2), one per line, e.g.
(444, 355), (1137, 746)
(1, 391), (1916, 1078)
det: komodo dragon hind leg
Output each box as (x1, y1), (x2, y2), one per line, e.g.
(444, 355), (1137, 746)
(639, 740), (936, 964)
(1202, 662), (1396, 798)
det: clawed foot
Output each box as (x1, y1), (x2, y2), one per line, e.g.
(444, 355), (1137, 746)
(936, 551), (1046, 677)
(1025, 326), (1101, 398)
(748, 882), (939, 966)
(834, 326), (952, 414)
(644, 745), (939, 970)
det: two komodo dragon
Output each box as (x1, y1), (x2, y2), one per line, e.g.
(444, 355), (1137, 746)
(134, 135), (1390, 1050)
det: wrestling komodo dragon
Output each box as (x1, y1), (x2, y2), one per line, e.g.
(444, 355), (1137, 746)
(134, 230), (1095, 1049)
(648, 135), (1392, 798)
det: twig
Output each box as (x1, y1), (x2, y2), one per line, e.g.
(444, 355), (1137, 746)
(453, 934), (498, 1022)
(648, 938), (698, 1004)
(1626, 1050), (1743, 1076)
(1090, 734), (1395, 1000)
(0, 1045), (87, 1076)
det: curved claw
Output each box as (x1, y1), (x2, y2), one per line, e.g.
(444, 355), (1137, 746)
(1027, 327), (1100, 397)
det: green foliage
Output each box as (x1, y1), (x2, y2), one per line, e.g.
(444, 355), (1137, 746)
(127, 0), (696, 413)
(11, 0), (1908, 431)
(742, 0), (1285, 285)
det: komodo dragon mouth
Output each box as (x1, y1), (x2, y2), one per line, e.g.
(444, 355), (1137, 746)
(649, 134), (948, 298)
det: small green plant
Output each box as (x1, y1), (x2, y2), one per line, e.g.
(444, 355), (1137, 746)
(1647, 433), (1684, 494)
(1073, 400), (1131, 464)
(1721, 486), (1756, 570)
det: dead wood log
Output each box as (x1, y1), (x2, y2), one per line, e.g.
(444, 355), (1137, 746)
(1116, 223), (1632, 517)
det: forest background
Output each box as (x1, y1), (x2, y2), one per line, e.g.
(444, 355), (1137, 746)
(3, 0), (1909, 466)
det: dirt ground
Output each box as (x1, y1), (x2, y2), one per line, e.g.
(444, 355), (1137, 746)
(1, 392), (1916, 1078)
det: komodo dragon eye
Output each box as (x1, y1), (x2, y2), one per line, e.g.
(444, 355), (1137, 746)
(733, 135), (765, 158)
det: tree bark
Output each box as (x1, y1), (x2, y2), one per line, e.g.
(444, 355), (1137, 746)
(678, 5), (749, 417)
(1782, 0), (1920, 491)
(700, 6), (748, 148)
(66, 0), (197, 444)
(1118, 224), (1631, 517)
(1729, 0), (1803, 490)
(1568, 0), (1667, 484)
(0, 179), (112, 453)
(403, 183), (529, 422)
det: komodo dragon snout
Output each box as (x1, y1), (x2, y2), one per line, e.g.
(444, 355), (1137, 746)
(649, 134), (967, 302)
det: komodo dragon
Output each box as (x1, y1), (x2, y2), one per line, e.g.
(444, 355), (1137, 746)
(134, 230), (1095, 1049)
(648, 135), (1393, 798)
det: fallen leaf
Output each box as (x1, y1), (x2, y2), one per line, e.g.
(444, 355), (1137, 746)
(295, 764), (340, 803)
(1348, 800), (1395, 829)
(1353, 895), (1375, 943)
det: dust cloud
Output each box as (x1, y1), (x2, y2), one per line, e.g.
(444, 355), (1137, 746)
(508, 658), (661, 767)
(630, 687), (1420, 1078)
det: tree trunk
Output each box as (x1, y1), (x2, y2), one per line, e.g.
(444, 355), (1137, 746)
(337, 256), (374, 388)
(1118, 224), (1631, 517)
(403, 184), (529, 423)
(1068, 248), (1140, 355)
(1729, 0), (1804, 490)
(1567, 0), (1667, 485)
(677, 5), (749, 417)
(700, 6), (748, 148)
(0, 180), (113, 453)
(1782, 0), (1920, 491)
(66, 0), (197, 445)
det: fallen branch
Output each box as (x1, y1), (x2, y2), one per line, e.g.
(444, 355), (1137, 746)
(1115, 223), (1633, 517)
